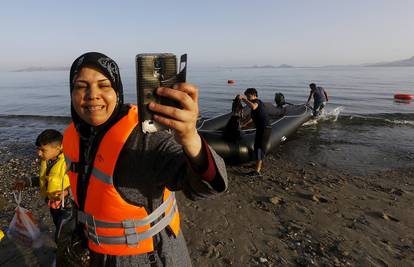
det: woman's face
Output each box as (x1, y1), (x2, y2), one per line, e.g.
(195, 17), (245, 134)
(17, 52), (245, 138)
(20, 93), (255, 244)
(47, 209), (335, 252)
(72, 67), (117, 126)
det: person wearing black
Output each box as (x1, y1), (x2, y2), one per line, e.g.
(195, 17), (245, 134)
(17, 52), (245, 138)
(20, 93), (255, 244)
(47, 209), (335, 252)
(239, 88), (270, 176)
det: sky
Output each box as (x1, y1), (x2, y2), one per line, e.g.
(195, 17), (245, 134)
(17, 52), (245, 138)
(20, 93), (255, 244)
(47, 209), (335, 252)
(1, 0), (413, 70)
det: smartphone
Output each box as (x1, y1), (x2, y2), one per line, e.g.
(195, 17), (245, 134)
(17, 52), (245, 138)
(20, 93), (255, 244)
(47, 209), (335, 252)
(136, 53), (187, 133)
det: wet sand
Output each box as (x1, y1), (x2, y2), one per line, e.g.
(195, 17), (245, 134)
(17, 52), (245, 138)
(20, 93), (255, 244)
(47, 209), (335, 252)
(0, 145), (413, 266)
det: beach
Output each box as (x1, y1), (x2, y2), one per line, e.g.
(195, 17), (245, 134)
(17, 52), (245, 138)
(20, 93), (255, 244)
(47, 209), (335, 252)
(182, 154), (414, 266)
(0, 65), (413, 266)
(0, 140), (413, 266)
(2, 0), (414, 265)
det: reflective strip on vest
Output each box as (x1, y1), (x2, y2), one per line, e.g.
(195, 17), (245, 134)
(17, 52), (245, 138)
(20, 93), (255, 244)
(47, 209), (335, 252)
(91, 167), (113, 185)
(65, 158), (113, 185)
(84, 197), (177, 246)
(63, 106), (181, 255)
(77, 191), (175, 228)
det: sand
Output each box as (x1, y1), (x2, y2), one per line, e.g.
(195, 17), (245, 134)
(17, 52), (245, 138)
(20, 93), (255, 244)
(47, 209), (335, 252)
(0, 147), (413, 266)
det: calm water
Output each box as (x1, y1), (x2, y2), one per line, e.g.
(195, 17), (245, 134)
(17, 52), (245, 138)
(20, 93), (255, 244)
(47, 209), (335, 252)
(0, 66), (413, 174)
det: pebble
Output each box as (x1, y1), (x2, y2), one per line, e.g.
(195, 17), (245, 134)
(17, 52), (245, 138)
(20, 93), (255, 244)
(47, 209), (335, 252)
(382, 212), (400, 222)
(311, 194), (328, 203)
(269, 196), (282, 205)
(259, 257), (268, 263)
(223, 257), (233, 265)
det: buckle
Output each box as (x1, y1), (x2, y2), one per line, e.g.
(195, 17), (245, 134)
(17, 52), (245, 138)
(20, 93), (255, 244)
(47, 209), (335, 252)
(83, 213), (100, 245)
(122, 219), (135, 228)
(91, 215), (99, 245)
(124, 228), (136, 235)
(126, 233), (139, 247)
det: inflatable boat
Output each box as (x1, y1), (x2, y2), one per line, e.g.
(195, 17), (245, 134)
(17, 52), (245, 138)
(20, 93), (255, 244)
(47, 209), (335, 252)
(197, 103), (312, 164)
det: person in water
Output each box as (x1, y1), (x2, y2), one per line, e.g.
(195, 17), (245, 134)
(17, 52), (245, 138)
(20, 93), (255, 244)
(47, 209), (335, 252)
(306, 83), (329, 116)
(239, 88), (270, 176)
(58, 52), (227, 266)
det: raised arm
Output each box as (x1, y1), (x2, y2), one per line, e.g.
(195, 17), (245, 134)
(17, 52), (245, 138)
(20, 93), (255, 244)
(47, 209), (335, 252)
(239, 95), (258, 110)
(149, 83), (206, 169)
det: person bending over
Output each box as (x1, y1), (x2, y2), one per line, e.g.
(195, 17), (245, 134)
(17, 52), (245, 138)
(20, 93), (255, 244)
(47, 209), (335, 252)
(307, 83), (329, 116)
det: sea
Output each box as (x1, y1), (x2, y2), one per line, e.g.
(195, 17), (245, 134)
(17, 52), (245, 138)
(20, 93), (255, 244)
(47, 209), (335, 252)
(0, 66), (413, 175)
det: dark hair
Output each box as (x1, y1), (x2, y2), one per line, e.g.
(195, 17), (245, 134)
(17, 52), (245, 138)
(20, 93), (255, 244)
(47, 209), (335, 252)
(232, 95), (244, 117)
(309, 83), (316, 89)
(35, 129), (63, 147)
(244, 88), (258, 97)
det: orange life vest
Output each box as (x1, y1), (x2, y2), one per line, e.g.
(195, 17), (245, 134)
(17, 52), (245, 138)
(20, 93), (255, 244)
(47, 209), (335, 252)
(63, 105), (180, 256)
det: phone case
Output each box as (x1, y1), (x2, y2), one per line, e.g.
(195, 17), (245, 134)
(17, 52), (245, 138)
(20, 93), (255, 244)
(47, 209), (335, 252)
(136, 53), (187, 133)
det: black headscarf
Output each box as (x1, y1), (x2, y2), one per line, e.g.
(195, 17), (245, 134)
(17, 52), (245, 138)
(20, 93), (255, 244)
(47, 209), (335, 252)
(69, 52), (130, 211)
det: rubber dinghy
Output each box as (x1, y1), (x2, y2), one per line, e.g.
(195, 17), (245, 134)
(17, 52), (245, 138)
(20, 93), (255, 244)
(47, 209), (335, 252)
(197, 103), (313, 164)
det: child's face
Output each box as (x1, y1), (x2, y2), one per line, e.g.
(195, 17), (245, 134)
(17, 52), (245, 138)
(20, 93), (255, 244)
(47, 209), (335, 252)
(37, 143), (61, 161)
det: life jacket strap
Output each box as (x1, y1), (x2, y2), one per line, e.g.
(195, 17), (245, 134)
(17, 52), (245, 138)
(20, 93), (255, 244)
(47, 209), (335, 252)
(84, 199), (177, 246)
(65, 158), (80, 173)
(77, 192), (175, 228)
(66, 157), (113, 185)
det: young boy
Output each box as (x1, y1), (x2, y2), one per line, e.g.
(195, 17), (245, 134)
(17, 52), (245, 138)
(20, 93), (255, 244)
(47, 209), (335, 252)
(35, 129), (71, 240)
(239, 88), (270, 176)
(36, 129), (69, 228)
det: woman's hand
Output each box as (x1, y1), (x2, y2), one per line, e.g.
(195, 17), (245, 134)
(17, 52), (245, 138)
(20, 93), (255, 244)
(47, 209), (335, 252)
(148, 83), (205, 166)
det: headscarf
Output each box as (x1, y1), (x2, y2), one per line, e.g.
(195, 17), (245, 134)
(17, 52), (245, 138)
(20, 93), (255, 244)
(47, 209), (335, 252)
(69, 52), (125, 129)
(68, 52), (130, 212)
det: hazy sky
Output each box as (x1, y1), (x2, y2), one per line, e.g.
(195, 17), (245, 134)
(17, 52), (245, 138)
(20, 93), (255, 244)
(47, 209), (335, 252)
(1, 0), (413, 70)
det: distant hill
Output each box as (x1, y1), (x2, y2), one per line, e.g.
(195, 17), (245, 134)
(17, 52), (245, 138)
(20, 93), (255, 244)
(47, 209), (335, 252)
(247, 64), (294, 69)
(365, 56), (414, 67)
(11, 66), (69, 72)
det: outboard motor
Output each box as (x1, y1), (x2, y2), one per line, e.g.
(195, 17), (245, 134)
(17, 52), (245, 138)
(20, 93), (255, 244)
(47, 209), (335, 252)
(275, 93), (286, 108)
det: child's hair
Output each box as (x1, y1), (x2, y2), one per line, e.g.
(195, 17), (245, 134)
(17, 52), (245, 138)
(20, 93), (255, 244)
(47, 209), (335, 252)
(244, 88), (258, 97)
(35, 129), (63, 147)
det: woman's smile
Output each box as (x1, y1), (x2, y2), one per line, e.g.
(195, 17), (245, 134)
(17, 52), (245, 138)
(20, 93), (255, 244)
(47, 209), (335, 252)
(72, 67), (117, 126)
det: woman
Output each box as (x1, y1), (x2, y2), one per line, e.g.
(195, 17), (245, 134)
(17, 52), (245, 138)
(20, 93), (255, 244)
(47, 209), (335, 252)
(59, 52), (227, 266)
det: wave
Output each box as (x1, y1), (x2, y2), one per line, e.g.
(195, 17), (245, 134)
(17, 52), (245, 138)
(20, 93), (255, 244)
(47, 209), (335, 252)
(328, 113), (414, 127)
(298, 104), (414, 127)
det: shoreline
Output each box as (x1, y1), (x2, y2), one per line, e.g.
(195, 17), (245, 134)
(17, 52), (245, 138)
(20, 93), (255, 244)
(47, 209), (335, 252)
(0, 147), (413, 266)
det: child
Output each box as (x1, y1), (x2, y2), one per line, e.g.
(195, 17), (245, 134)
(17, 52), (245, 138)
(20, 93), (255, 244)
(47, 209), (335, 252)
(35, 129), (70, 240)
(239, 88), (270, 176)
